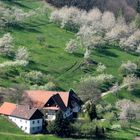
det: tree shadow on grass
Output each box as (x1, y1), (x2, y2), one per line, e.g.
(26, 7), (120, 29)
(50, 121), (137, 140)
(72, 52), (83, 58)
(25, 21), (49, 28)
(96, 49), (118, 58)
(28, 60), (55, 75)
(48, 45), (55, 49)
(10, 24), (42, 33)
(2, 0), (31, 9)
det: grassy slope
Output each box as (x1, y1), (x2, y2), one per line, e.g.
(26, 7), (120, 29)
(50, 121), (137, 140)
(0, 116), (62, 140)
(0, 0), (138, 90)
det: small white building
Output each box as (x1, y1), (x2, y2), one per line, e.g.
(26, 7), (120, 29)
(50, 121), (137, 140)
(0, 102), (44, 134)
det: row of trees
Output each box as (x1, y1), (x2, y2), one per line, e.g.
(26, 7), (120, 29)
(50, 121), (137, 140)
(46, 0), (140, 21)
(116, 99), (140, 126)
(0, 2), (35, 28)
(47, 109), (106, 138)
(0, 32), (59, 90)
(0, 1), (48, 29)
(0, 33), (29, 66)
(50, 7), (140, 60)
(0, 33), (29, 60)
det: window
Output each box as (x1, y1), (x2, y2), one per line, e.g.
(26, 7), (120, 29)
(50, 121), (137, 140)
(20, 120), (22, 122)
(32, 127), (34, 131)
(37, 127), (40, 130)
(25, 127), (27, 130)
(32, 127), (36, 131)
(32, 121), (35, 124)
(25, 120), (27, 123)
(37, 120), (40, 123)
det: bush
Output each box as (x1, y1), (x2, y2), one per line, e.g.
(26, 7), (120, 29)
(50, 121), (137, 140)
(119, 61), (137, 76)
(0, 33), (13, 56)
(47, 111), (72, 137)
(15, 47), (29, 61)
(23, 71), (45, 85)
(37, 35), (46, 45)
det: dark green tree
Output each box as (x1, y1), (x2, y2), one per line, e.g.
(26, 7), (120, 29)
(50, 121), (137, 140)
(95, 126), (105, 138)
(52, 111), (72, 137)
(88, 104), (97, 121)
(137, 1), (140, 13)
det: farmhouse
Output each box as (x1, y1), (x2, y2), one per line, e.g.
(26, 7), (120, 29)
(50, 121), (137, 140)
(0, 89), (82, 133)
(26, 89), (82, 121)
(0, 102), (43, 134)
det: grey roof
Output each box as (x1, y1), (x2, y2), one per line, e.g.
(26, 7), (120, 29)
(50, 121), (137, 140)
(11, 105), (43, 120)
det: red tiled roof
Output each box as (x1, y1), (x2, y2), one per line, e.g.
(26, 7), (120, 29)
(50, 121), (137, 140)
(0, 102), (43, 120)
(26, 90), (70, 108)
(0, 102), (16, 116)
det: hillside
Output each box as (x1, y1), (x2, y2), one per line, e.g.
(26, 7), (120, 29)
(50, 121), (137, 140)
(0, 0), (140, 139)
(46, 0), (140, 20)
(0, 0), (139, 90)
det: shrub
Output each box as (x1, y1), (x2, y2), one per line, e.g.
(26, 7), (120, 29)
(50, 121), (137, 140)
(96, 63), (106, 73)
(24, 71), (45, 84)
(48, 111), (72, 137)
(65, 39), (78, 53)
(120, 61), (137, 76)
(37, 35), (46, 45)
(0, 60), (28, 68)
(15, 47), (29, 61)
(0, 33), (13, 56)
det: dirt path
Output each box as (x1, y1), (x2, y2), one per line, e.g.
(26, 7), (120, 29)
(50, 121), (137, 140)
(101, 83), (132, 97)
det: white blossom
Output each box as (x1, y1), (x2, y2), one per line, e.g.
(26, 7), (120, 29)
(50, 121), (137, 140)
(65, 39), (78, 53)
(0, 3), (37, 28)
(82, 74), (114, 85)
(0, 60), (28, 68)
(120, 61), (137, 74)
(84, 48), (91, 59)
(24, 71), (44, 83)
(106, 23), (129, 41)
(123, 74), (140, 91)
(15, 47), (29, 61)
(30, 82), (57, 90)
(96, 63), (106, 73)
(0, 33), (13, 55)
(116, 99), (140, 120)
(86, 8), (102, 26)
(120, 30), (140, 51)
(101, 11), (116, 30)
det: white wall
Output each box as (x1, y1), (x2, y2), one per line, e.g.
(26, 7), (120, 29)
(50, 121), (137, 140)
(46, 114), (56, 121)
(9, 116), (43, 134)
(46, 110), (56, 121)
